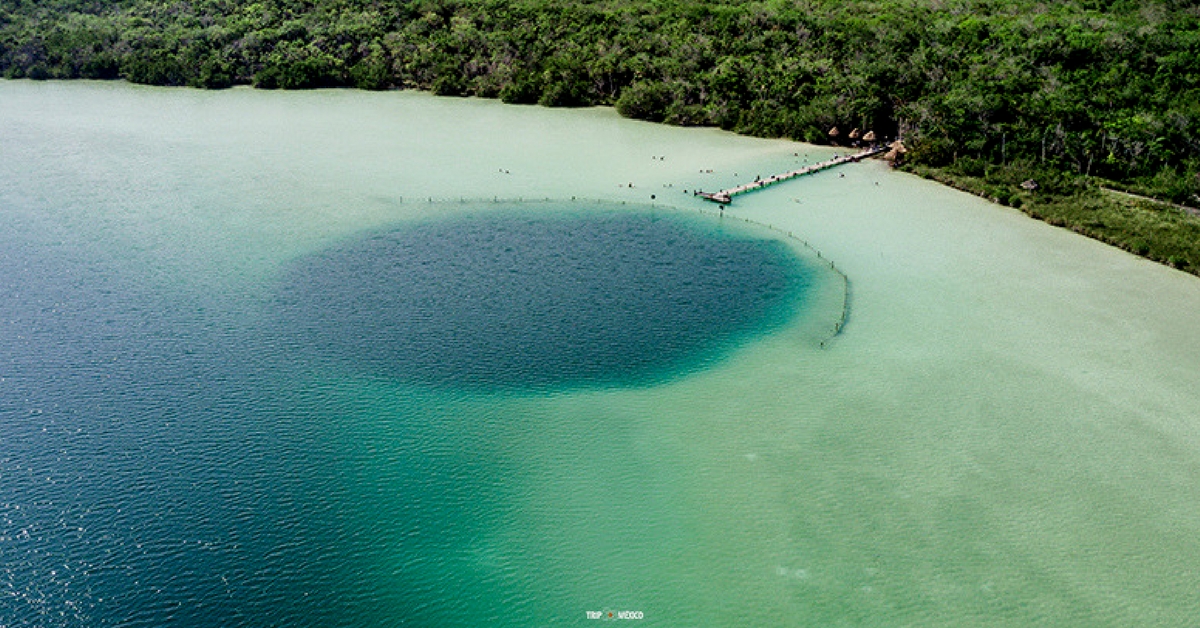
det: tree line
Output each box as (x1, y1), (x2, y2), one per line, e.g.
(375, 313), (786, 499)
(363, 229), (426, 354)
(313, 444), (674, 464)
(2, 0), (1198, 205)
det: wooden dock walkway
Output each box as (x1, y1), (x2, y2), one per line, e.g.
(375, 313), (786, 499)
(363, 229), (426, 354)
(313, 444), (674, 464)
(696, 146), (886, 204)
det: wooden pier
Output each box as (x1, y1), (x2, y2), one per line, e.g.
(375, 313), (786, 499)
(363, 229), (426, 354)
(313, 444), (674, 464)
(696, 146), (886, 204)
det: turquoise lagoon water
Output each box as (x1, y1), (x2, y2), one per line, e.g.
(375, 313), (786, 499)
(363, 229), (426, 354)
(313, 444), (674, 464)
(3, 80), (1200, 626)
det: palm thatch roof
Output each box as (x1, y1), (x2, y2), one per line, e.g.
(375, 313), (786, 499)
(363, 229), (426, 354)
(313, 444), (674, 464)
(883, 140), (907, 162)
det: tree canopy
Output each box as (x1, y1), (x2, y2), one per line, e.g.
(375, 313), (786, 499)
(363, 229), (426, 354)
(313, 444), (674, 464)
(3, 0), (1198, 204)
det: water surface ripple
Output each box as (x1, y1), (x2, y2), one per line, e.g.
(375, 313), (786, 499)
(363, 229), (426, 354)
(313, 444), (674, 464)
(275, 206), (811, 392)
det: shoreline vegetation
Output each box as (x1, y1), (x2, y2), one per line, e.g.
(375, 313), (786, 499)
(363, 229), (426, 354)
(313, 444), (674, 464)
(3, 0), (1198, 274)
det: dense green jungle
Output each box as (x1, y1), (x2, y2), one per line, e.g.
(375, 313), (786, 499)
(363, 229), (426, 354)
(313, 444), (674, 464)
(3, 0), (1199, 271)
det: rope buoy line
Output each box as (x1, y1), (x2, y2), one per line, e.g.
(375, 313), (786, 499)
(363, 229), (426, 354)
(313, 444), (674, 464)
(372, 194), (851, 348)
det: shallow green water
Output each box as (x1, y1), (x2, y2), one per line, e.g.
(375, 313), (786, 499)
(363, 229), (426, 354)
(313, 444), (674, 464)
(3, 80), (1200, 627)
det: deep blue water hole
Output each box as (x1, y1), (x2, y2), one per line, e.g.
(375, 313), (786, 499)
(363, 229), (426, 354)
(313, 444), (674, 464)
(276, 207), (813, 391)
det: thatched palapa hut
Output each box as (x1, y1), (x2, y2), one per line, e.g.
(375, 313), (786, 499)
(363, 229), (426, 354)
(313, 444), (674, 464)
(862, 130), (877, 144)
(883, 140), (907, 163)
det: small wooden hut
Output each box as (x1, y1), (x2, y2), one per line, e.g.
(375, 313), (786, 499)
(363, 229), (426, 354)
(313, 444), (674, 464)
(882, 140), (907, 164)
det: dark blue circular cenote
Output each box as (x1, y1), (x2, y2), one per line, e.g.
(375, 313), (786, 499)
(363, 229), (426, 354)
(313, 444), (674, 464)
(276, 204), (813, 391)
